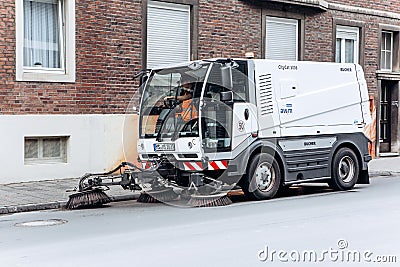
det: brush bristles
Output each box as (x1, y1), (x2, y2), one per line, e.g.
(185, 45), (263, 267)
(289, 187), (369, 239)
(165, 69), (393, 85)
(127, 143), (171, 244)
(66, 189), (111, 209)
(188, 194), (232, 207)
(137, 188), (178, 203)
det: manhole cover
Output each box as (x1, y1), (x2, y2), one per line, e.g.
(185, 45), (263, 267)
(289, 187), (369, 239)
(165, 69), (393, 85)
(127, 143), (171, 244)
(15, 219), (68, 227)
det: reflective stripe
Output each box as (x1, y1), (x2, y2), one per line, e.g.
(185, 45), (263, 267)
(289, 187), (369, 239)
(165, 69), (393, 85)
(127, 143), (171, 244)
(208, 161), (219, 170)
(183, 162), (203, 171)
(207, 160), (228, 170)
(180, 99), (198, 122)
(216, 160), (227, 169)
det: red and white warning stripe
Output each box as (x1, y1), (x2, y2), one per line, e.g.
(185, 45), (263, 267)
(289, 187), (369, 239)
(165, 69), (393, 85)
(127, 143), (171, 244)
(142, 162), (153, 170)
(207, 160), (228, 170)
(183, 162), (203, 171)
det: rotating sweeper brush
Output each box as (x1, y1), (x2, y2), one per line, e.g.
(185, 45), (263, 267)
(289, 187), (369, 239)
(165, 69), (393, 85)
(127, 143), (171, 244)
(137, 187), (179, 203)
(66, 162), (147, 209)
(187, 193), (232, 207)
(66, 188), (111, 209)
(66, 161), (182, 209)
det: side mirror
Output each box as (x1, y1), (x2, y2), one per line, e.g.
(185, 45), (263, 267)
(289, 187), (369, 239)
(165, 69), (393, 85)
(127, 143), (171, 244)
(221, 66), (233, 90)
(139, 75), (149, 94)
(220, 91), (233, 102)
(140, 75), (148, 87)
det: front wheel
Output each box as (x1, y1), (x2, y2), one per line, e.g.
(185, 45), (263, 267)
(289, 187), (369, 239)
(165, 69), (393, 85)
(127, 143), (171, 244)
(329, 148), (359, 190)
(241, 153), (281, 200)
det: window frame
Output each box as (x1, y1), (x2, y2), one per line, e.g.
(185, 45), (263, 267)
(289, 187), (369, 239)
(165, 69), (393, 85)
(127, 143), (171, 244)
(265, 16), (299, 61)
(335, 25), (360, 64)
(141, 0), (199, 69)
(146, 1), (191, 69)
(15, 0), (76, 82)
(24, 136), (69, 165)
(381, 31), (394, 71)
(261, 9), (305, 61)
(333, 20), (365, 66)
(378, 24), (400, 73)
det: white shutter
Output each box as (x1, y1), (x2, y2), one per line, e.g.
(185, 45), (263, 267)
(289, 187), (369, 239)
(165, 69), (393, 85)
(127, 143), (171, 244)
(337, 26), (358, 40)
(266, 17), (298, 61)
(147, 1), (190, 68)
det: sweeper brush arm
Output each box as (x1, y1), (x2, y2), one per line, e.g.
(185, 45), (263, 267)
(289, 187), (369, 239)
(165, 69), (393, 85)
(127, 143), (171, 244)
(77, 161), (158, 192)
(66, 161), (160, 209)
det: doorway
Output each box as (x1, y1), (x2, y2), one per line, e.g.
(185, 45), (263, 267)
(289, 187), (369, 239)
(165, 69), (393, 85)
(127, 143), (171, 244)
(379, 80), (399, 154)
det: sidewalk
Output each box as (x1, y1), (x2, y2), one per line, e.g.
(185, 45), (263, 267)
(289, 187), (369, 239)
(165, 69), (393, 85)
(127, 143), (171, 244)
(368, 157), (400, 176)
(0, 178), (139, 215)
(0, 157), (398, 215)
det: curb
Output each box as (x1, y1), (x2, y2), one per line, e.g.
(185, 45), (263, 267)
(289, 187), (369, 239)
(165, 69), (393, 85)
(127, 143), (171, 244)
(0, 202), (65, 215)
(0, 194), (139, 215)
(369, 171), (400, 177)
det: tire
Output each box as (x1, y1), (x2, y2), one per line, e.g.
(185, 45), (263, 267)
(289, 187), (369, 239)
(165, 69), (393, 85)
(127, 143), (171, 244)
(329, 148), (359, 190)
(241, 153), (281, 200)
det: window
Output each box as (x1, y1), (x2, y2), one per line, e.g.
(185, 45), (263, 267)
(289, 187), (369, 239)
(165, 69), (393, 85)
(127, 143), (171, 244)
(381, 31), (393, 71)
(16, 0), (75, 82)
(147, 1), (190, 68)
(336, 26), (359, 63)
(24, 136), (68, 164)
(23, 0), (63, 69)
(266, 17), (298, 61)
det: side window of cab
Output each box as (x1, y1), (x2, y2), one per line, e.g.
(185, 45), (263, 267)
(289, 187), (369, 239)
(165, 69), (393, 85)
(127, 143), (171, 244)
(204, 62), (249, 102)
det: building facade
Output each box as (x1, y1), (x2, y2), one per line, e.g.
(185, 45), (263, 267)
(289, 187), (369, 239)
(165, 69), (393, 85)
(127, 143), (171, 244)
(0, 0), (399, 182)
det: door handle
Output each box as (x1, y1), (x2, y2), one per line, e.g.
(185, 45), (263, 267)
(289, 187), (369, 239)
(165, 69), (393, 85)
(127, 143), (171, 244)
(244, 109), (249, 120)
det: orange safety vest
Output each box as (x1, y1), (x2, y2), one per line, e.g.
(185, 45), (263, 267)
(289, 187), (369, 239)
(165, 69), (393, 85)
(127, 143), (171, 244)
(179, 99), (198, 122)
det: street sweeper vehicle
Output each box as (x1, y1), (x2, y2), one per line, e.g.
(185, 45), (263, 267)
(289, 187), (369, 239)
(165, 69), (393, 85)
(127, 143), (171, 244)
(67, 58), (372, 208)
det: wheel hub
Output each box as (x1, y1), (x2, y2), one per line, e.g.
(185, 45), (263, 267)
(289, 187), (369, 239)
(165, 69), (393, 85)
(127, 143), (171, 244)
(255, 163), (274, 191)
(339, 156), (355, 183)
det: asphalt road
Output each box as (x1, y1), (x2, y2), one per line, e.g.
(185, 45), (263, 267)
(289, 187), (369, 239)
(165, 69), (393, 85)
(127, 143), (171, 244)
(0, 176), (399, 267)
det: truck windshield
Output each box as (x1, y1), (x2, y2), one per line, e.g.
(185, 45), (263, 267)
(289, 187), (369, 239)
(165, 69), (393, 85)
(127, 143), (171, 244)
(140, 63), (210, 139)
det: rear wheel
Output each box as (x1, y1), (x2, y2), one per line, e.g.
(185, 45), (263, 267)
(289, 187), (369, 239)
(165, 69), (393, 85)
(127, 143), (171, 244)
(241, 153), (281, 200)
(329, 148), (359, 190)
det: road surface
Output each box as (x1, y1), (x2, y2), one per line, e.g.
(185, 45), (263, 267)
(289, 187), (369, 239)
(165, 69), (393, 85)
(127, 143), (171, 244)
(0, 176), (399, 266)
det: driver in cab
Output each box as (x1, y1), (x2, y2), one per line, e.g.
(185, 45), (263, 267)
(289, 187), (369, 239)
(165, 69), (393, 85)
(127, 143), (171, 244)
(164, 78), (198, 122)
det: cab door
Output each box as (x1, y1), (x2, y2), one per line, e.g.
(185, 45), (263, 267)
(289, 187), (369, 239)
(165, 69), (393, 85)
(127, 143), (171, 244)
(231, 102), (258, 150)
(200, 61), (256, 154)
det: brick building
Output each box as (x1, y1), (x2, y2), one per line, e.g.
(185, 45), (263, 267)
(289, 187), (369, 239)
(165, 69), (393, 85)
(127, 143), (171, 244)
(0, 0), (399, 182)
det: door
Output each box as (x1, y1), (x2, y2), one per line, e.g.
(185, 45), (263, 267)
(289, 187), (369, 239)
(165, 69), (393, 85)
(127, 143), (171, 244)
(380, 81), (393, 153)
(231, 103), (258, 150)
(200, 61), (256, 154)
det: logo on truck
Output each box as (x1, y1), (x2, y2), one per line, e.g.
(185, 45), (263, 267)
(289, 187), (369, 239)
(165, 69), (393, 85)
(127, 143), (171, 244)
(304, 141), (317, 146)
(278, 65), (298, 71)
(340, 67), (352, 72)
(280, 103), (293, 114)
(238, 120), (245, 132)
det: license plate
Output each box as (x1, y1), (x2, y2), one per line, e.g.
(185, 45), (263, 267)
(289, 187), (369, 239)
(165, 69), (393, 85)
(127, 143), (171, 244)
(153, 143), (175, 151)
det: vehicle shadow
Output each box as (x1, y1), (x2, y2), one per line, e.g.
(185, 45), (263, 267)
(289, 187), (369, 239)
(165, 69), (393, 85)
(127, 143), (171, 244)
(228, 183), (337, 203)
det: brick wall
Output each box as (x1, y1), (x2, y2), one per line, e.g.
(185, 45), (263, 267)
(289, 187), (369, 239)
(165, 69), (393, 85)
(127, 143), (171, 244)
(1, 0), (400, 115)
(0, 0), (17, 113)
(0, 0), (143, 115)
(197, 0), (261, 59)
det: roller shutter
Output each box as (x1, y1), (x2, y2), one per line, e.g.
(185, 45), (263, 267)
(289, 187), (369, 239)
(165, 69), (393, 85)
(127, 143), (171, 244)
(147, 1), (190, 68)
(266, 17), (298, 61)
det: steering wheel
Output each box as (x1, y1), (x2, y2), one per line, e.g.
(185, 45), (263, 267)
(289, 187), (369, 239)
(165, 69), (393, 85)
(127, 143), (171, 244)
(164, 97), (178, 109)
